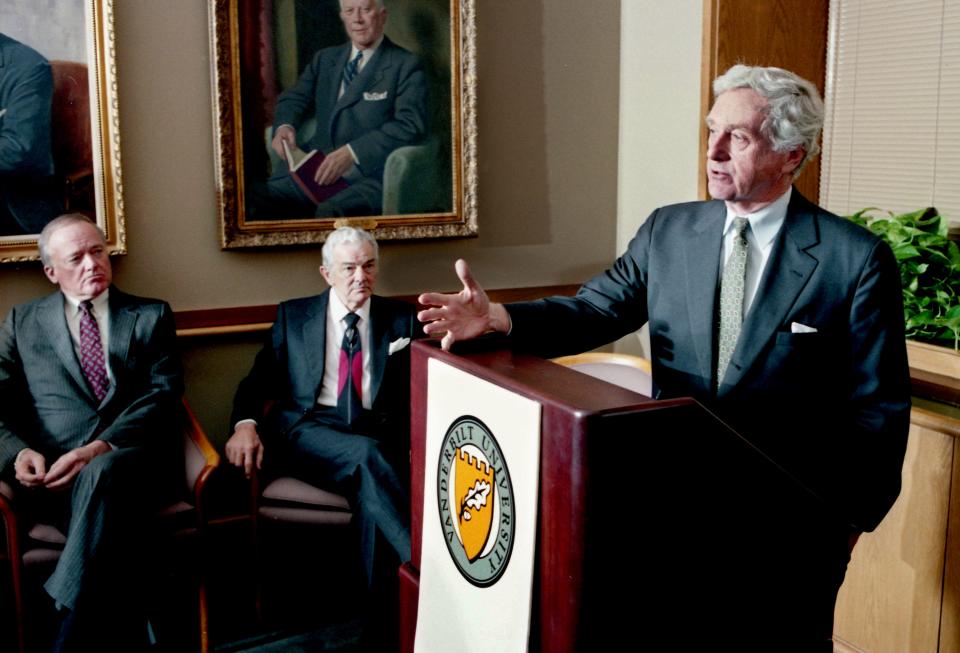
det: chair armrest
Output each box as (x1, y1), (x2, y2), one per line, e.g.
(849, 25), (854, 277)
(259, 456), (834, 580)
(181, 398), (221, 522)
(0, 480), (21, 565)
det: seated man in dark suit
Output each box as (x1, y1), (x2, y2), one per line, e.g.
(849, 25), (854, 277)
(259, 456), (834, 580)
(419, 65), (911, 650)
(0, 214), (183, 652)
(250, 0), (429, 218)
(226, 226), (415, 642)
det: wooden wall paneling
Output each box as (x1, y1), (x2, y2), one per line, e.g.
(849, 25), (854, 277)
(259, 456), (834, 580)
(833, 409), (958, 652)
(699, 0), (829, 203)
(941, 434), (960, 652)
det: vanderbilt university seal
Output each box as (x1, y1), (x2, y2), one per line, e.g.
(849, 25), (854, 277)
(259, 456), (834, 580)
(437, 415), (515, 586)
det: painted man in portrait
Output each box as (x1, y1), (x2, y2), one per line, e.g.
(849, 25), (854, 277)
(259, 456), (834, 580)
(0, 32), (62, 235)
(249, 0), (429, 219)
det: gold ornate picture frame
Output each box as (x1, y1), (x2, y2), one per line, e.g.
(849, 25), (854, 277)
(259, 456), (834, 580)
(208, 0), (477, 249)
(0, 0), (125, 263)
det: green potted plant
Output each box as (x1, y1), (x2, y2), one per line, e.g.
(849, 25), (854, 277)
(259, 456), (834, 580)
(848, 207), (960, 401)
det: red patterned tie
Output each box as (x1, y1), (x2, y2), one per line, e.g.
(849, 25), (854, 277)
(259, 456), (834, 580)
(337, 312), (362, 426)
(79, 300), (110, 402)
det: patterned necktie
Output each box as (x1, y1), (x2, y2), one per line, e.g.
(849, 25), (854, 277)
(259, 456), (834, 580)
(343, 51), (363, 87)
(716, 217), (750, 388)
(337, 312), (362, 426)
(79, 300), (110, 401)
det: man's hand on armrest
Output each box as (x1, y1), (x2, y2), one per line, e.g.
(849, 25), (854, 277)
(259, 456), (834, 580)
(226, 422), (265, 479)
(417, 259), (512, 351)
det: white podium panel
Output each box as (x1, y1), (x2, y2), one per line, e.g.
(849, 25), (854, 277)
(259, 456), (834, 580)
(414, 358), (541, 653)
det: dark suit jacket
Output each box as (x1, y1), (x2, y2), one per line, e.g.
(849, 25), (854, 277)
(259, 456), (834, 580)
(273, 36), (429, 185)
(0, 287), (184, 475)
(231, 291), (417, 442)
(0, 32), (61, 234)
(507, 191), (911, 532)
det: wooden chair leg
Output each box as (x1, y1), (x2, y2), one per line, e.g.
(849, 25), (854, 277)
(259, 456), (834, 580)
(198, 578), (209, 653)
(2, 505), (27, 653)
(250, 472), (265, 624)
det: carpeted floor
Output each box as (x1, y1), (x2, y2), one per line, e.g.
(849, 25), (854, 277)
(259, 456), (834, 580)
(212, 619), (363, 653)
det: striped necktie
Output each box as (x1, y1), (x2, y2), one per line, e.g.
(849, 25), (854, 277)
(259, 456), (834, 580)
(337, 312), (362, 426)
(716, 217), (750, 388)
(343, 51), (363, 87)
(79, 300), (110, 401)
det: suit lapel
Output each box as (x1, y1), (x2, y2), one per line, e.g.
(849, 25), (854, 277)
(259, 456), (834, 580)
(368, 296), (390, 404)
(683, 203), (725, 392)
(305, 292), (329, 401)
(324, 44), (351, 124)
(105, 290), (137, 406)
(720, 194), (820, 393)
(38, 292), (93, 401)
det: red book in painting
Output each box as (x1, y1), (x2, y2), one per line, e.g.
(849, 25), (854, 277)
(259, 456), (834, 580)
(282, 140), (350, 204)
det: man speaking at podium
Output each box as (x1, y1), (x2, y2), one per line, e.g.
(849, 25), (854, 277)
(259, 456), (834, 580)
(418, 65), (910, 648)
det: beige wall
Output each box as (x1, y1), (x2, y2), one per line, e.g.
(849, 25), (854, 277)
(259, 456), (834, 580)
(615, 0), (704, 356)
(0, 0), (628, 438)
(0, 1), (708, 440)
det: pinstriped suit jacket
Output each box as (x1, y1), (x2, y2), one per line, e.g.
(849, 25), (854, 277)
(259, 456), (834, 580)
(0, 287), (183, 475)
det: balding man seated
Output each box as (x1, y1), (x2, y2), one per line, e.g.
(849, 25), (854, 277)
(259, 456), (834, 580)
(0, 214), (183, 652)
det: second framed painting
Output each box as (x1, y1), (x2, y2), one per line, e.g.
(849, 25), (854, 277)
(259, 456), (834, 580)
(209, 0), (477, 248)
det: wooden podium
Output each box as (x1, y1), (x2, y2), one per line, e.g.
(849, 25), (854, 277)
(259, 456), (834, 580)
(400, 340), (834, 651)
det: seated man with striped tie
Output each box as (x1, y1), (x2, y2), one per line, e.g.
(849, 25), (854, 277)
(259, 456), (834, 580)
(0, 213), (183, 652)
(250, 0), (429, 218)
(226, 226), (415, 640)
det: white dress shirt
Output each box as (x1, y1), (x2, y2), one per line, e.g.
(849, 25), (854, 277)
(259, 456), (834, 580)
(719, 187), (792, 318)
(316, 290), (373, 409)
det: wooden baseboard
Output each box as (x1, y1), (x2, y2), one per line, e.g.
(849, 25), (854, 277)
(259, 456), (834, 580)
(907, 340), (960, 406)
(173, 284), (581, 337)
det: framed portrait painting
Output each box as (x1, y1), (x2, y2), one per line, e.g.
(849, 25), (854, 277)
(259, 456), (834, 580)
(0, 0), (125, 263)
(209, 0), (477, 248)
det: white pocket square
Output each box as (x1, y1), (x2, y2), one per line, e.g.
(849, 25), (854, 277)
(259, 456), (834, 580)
(790, 322), (817, 334)
(363, 91), (388, 101)
(388, 337), (410, 354)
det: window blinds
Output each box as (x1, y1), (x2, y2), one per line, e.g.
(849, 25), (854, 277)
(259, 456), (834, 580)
(820, 0), (960, 227)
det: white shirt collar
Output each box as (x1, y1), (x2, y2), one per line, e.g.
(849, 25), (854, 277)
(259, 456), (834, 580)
(351, 36), (384, 66)
(328, 288), (371, 324)
(63, 288), (110, 315)
(722, 187), (792, 249)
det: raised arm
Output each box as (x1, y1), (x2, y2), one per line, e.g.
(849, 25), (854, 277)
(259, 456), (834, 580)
(417, 259), (511, 350)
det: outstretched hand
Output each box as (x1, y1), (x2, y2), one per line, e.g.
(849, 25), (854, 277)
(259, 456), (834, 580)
(417, 259), (511, 350)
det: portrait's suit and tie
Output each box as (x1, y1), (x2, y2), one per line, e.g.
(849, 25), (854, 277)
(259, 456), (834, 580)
(0, 216), (182, 651)
(253, 20), (429, 218)
(0, 32), (62, 235)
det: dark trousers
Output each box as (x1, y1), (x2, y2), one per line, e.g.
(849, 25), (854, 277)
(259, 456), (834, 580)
(14, 446), (175, 652)
(247, 173), (382, 219)
(282, 407), (411, 586)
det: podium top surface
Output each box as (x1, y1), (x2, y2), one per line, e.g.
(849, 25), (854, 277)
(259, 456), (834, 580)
(413, 339), (674, 416)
